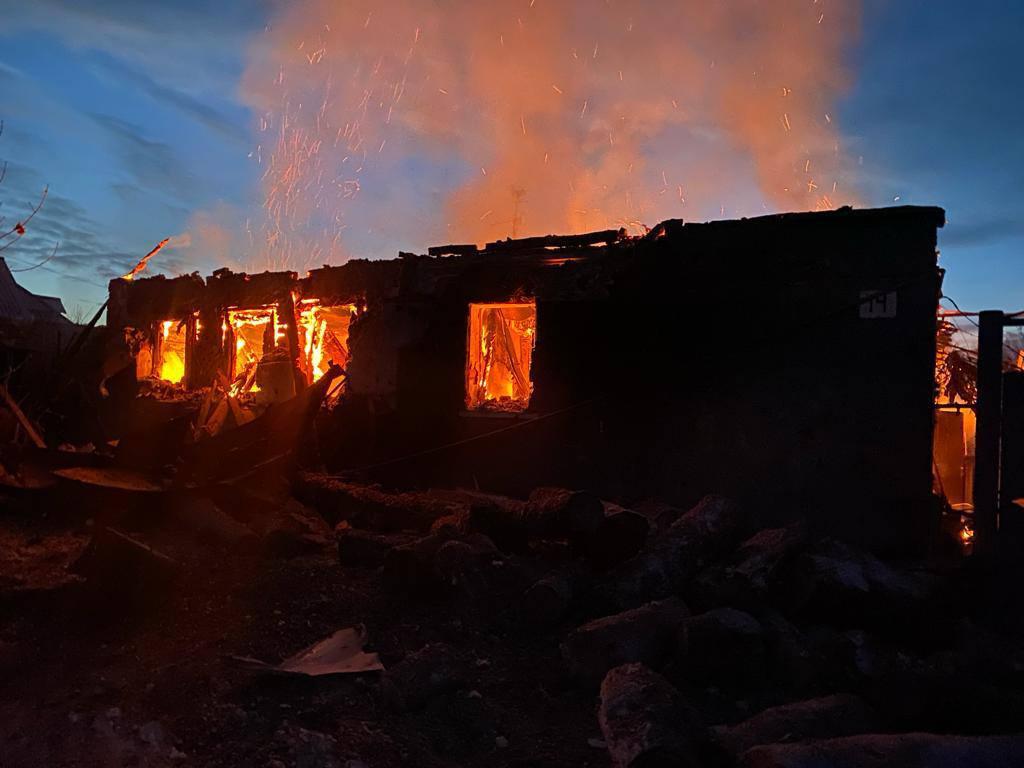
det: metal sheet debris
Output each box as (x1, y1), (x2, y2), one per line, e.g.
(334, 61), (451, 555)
(229, 625), (383, 677)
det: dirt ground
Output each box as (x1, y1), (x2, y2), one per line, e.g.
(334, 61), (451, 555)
(0, 495), (605, 768)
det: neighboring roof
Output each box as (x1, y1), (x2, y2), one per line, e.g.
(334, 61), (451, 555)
(0, 258), (69, 324)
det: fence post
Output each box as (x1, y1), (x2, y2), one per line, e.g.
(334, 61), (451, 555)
(973, 310), (1004, 557)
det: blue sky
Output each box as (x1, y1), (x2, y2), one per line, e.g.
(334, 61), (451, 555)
(0, 0), (1021, 317)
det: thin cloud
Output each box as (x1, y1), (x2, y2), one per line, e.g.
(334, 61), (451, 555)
(87, 113), (198, 202)
(89, 56), (249, 145)
(941, 217), (1024, 248)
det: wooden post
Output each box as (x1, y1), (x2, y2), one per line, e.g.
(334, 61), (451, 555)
(973, 310), (1004, 557)
(188, 308), (226, 390)
(279, 291), (304, 388)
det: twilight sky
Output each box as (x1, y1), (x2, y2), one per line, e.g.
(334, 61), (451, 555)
(0, 0), (1020, 318)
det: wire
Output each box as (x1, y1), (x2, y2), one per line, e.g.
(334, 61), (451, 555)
(341, 395), (604, 475)
(940, 295), (979, 329)
(939, 294), (1024, 361)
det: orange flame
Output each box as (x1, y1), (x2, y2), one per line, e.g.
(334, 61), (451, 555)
(466, 301), (536, 412)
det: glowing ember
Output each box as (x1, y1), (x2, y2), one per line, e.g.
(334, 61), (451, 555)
(466, 302), (536, 412)
(959, 517), (974, 546)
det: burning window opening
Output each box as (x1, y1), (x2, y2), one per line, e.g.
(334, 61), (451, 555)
(156, 319), (187, 384)
(226, 307), (284, 395)
(934, 314), (978, 551)
(465, 301), (536, 413)
(297, 300), (356, 393)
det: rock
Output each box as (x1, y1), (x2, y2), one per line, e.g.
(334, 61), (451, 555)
(583, 510), (650, 570)
(71, 527), (179, 594)
(294, 475), (461, 532)
(335, 525), (416, 568)
(731, 524), (808, 592)
(381, 533), (452, 594)
(630, 499), (687, 531)
(525, 487), (606, 541)
(430, 510), (470, 537)
(462, 501), (531, 553)
(756, 609), (821, 695)
(598, 663), (705, 768)
(433, 539), (493, 597)
(379, 643), (466, 711)
(452, 488), (604, 554)
(562, 598), (689, 685)
(263, 506), (332, 558)
(668, 608), (765, 689)
(829, 631), (1024, 735)
(602, 495), (745, 610)
(953, 618), (1024, 684)
(667, 494), (746, 544)
(138, 720), (166, 749)
(166, 495), (258, 547)
(282, 727), (341, 768)
(521, 566), (590, 627)
(782, 539), (939, 633)
(738, 732), (1024, 768)
(685, 564), (751, 613)
(716, 694), (878, 757)
(263, 527), (329, 558)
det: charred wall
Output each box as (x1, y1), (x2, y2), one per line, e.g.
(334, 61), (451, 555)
(323, 206), (945, 555)
(109, 206), (944, 554)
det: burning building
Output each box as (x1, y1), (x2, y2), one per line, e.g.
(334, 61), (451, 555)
(110, 205), (945, 554)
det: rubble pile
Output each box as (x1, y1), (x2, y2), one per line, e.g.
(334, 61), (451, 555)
(2, 475), (1023, 767)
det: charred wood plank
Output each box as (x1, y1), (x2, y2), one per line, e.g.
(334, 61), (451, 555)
(485, 228), (625, 252)
(427, 243), (479, 257)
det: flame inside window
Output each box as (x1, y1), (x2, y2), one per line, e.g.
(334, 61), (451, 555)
(466, 302), (536, 412)
(297, 300), (356, 386)
(156, 319), (186, 384)
(227, 307), (279, 393)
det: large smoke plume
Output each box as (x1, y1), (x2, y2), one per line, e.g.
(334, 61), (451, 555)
(242, 0), (861, 268)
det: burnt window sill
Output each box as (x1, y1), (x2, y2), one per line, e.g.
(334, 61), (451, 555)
(459, 408), (538, 420)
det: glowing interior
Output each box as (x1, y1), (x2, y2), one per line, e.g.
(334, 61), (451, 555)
(297, 300), (356, 385)
(226, 307), (284, 395)
(465, 301), (536, 412)
(157, 319), (187, 384)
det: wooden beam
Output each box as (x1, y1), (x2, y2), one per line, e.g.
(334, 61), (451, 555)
(0, 383), (45, 448)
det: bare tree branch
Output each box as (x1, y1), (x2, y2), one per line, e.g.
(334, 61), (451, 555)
(0, 185), (49, 252)
(10, 240), (60, 273)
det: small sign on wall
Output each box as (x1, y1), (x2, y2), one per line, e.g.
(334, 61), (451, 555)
(859, 290), (898, 319)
